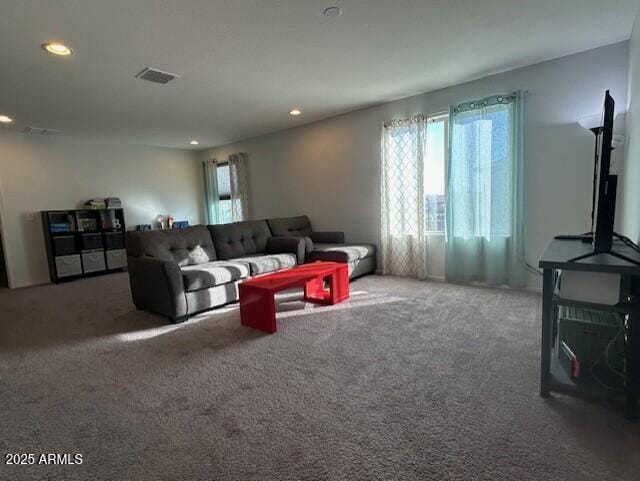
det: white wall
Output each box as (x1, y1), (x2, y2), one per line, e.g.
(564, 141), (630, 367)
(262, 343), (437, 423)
(0, 133), (203, 288)
(620, 13), (640, 243)
(202, 42), (630, 288)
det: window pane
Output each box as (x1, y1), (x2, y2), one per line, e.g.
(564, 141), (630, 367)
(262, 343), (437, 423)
(219, 199), (232, 224)
(425, 118), (446, 232)
(217, 163), (231, 199)
(449, 106), (511, 237)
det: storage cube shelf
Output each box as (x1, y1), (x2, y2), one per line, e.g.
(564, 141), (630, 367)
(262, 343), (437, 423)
(42, 208), (127, 283)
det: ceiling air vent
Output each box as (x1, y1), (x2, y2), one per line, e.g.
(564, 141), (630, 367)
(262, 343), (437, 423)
(135, 67), (180, 85)
(22, 126), (63, 135)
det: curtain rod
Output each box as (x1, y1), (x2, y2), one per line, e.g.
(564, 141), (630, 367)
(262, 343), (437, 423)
(384, 90), (530, 127)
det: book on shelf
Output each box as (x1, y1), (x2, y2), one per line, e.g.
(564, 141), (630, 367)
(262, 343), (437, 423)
(84, 198), (106, 209)
(105, 197), (122, 209)
(83, 197), (122, 209)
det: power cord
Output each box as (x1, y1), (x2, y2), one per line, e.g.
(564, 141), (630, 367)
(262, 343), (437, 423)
(589, 316), (626, 391)
(525, 261), (542, 277)
(615, 233), (640, 254)
(604, 328), (625, 379)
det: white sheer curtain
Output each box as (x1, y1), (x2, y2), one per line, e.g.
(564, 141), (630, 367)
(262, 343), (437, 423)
(228, 152), (251, 221)
(380, 115), (428, 279)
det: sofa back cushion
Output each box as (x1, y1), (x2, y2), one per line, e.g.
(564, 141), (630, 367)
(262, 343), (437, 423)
(208, 220), (272, 260)
(267, 215), (313, 237)
(126, 225), (216, 266)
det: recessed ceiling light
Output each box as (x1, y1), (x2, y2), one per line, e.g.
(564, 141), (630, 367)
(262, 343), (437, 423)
(42, 42), (73, 56)
(0, 115), (13, 123)
(189, 140), (199, 145)
(323, 6), (342, 17)
(289, 109), (302, 116)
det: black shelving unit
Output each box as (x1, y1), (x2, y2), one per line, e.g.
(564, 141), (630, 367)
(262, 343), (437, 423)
(42, 208), (127, 283)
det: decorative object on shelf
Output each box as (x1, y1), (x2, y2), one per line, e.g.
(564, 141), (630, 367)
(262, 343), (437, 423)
(84, 198), (107, 209)
(167, 215), (174, 229)
(137, 224), (152, 231)
(172, 221), (189, 229)
(98, 209), (123, 231)
(156, 215), (165, 230)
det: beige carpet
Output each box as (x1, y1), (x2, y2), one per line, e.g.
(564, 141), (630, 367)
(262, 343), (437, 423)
(0, 273), (639, 481)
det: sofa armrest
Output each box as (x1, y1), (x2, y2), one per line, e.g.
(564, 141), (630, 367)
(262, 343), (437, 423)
(310, 231), (345, 244)
(127, 256), (187, 321)
(266, 236), (307, 264)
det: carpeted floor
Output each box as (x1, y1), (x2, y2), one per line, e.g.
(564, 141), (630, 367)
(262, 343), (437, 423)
(0, 273), (639, 481)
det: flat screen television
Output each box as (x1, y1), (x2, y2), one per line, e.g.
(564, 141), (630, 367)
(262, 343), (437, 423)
(562, 90), (640, 266)
(591, 90), (616, 253)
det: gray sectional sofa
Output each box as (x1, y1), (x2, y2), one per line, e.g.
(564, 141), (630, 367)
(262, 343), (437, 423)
(126, 216), (376, 322)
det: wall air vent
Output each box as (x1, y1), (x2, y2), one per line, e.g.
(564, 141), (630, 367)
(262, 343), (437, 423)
(22, 126), (63, 135)
(135, 67), (180, 85)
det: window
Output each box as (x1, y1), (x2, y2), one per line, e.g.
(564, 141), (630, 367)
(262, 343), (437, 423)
(425, 115), (447, 233)
(216, 162), (233, 224)
(381, 113), (447, 279)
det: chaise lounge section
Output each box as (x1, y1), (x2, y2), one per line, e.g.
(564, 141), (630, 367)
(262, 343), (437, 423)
(267, 215), (377, 278)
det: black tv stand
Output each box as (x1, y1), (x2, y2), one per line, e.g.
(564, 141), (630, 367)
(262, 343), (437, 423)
(539, 237), (640, 420)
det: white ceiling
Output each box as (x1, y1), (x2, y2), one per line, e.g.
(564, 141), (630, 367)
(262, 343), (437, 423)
(0, 0), (637, 149)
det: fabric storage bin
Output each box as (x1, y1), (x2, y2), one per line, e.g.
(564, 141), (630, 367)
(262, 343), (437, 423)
(55, 254), (82, 278)
(80, 233), (103, 250)
(82, 249), (106, 273)
(104, 232), (125, 250)
(106, 249), (127, 269)
(53, 235), (76, 256)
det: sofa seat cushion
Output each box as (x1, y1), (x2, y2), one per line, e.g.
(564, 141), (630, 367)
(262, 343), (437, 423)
(232, 253), (297, 275)
(181, 261), (250, 292)
(309, 243), (376, 263)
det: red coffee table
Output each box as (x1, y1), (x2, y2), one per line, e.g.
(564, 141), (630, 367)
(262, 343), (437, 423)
(239, 261), (349, 333)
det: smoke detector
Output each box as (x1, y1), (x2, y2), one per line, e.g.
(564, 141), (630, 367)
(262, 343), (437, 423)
(135, 67), (180, 85)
